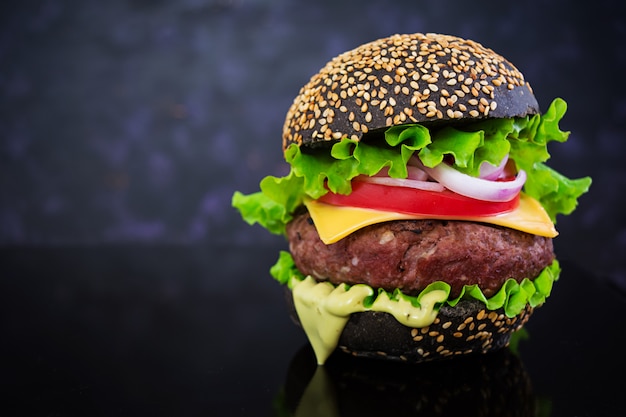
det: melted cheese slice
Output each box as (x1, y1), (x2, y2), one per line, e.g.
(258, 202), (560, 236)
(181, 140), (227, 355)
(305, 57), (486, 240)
(304, 193), (557, 244)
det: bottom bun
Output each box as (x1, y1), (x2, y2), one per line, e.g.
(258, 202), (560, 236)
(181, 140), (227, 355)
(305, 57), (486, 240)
(286, 287), (533, 363)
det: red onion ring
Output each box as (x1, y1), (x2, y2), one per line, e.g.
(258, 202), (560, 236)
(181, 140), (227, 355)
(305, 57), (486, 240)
(417, 159), (526, 202)
(357, 175), (445, 191)
(479, 155), (509, 180)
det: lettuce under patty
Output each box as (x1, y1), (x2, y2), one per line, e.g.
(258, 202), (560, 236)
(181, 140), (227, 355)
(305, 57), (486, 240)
(271, 249), (561, 318)
(232, 98), (591, 235)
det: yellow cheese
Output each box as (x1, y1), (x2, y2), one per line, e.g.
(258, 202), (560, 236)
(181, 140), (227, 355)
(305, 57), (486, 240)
(304, 193), (557, 244)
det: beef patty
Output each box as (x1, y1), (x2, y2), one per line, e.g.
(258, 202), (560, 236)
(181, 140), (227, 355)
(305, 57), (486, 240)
(286, 210), (555, 298)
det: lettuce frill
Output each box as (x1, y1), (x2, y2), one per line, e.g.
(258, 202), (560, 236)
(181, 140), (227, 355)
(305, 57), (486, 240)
(271, 250), (561, 318)
(232, 98), (592, 235)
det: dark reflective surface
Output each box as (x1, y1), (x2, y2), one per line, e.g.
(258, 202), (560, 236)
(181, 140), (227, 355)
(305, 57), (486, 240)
(282, 344), (536, 417)
(2, 245), (625, 416)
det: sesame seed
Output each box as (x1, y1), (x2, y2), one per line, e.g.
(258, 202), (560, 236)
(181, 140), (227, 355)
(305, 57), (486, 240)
(282, 32), (535, 148)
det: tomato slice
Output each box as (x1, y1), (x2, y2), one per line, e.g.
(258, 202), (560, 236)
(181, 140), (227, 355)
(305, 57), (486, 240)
(317, 181), (519, 217)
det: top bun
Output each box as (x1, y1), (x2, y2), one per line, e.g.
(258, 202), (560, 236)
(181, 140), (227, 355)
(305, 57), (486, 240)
(283, 33), (539, 151)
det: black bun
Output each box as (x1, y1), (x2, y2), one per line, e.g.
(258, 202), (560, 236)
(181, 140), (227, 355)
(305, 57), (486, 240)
(285, 288), (533, 363)
(338, 300), (533, 363)
(283, 33), (539, 150)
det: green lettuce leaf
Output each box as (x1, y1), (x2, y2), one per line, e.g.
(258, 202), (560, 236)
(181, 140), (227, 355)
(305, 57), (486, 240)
(232, 97), (591, 233)
(271, 250), (305, 286)
(271, 250), (561, 317)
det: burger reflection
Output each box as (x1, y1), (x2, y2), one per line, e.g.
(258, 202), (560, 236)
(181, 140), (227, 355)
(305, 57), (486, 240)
(277, 340), (540, 417)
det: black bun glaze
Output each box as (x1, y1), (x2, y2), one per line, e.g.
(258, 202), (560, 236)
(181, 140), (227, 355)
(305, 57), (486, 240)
(285, 288), (534, 364)
(338, 300), (533, 363)
(283, 33), (539, 150)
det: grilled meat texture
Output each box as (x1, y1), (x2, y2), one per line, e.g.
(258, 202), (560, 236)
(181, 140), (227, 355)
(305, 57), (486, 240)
(286, 210), (554, 298)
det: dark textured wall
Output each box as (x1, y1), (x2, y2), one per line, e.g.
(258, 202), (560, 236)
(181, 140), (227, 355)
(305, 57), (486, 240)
(1, 0), (624, 273)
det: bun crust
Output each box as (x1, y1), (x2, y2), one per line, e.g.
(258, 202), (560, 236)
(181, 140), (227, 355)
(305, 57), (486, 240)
(337, 300), (533, 363)
(285, 287), (532, 364)
(283, 33), (539, 150)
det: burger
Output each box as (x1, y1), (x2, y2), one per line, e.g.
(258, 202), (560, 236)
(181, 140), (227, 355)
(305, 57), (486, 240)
(232, 33), (591, 365)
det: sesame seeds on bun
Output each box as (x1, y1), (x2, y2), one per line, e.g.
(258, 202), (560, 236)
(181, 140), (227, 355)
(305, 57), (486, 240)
(337, 300), (533, 362)
(283, 33), (539, 150)
(284, 288), (534, 363)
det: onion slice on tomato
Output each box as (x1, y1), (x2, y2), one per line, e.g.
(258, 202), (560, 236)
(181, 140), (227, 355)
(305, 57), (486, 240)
(357, 175), (445, 191)
(359, 165), (445, 191)
(479, 155), (509, 180)
(414, 157), (526, 202)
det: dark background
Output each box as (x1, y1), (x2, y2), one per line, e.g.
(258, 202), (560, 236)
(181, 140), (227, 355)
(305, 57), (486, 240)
(2, 0), (624, 277)
(2, 1), (626, 416)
